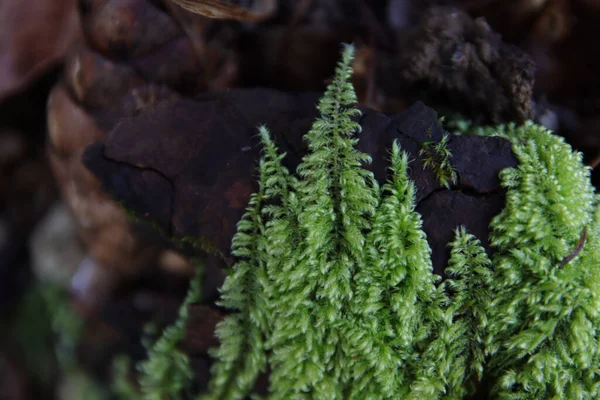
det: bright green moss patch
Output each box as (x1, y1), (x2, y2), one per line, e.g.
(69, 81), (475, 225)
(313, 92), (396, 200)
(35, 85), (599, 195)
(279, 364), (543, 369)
(122, 46), (600, 399)
(479, 123), (600, 398)
(200, 45), (600, 399)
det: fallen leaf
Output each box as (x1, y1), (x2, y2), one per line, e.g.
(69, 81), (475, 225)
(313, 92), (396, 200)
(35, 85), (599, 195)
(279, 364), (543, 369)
(168, 0), (277, 22)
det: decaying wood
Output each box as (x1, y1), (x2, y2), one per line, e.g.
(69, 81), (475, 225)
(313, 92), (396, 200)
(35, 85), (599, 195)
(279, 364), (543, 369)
(83, 91), (518, 275)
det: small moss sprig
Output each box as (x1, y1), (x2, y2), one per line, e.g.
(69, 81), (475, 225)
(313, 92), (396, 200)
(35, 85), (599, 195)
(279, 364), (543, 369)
(138, 262), (203, 400)
(199, 135), (271, 400)
(419, 133), (457, 188)
(112, 262), (204, 400)
(409, 228), (492, 399)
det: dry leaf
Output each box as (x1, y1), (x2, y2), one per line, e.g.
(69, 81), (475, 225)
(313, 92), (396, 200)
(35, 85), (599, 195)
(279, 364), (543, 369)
(168, 0), (276, 22)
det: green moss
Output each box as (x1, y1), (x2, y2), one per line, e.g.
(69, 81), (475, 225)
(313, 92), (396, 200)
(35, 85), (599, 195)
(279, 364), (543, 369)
(114, 46), (600, 399)
(200, 46), (600, 399)
(8, 282), (108, 399)
(199, 136), (271, 399)
(201, 44), (473, 399)
(8, 283), (58, 387)
(112, 260), (203, 400)
(112, 355), (142, 400)
(478, 123), (600, 398)
(440, 113), (506, 138)
(138, 262), (203, 399)
(419, 132), (457, 188)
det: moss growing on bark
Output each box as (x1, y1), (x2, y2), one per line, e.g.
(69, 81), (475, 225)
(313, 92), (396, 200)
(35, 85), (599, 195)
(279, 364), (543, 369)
(119, 46), (600, 400)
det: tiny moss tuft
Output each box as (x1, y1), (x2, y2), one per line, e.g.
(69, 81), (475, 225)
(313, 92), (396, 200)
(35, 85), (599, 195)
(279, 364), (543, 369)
(418, 132), (457, 188)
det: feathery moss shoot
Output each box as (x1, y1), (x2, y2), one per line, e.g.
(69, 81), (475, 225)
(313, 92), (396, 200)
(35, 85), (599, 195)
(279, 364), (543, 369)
(123, 45), (600, 399)
(419, 133), (457, 188)
(112, 262), (204, 400)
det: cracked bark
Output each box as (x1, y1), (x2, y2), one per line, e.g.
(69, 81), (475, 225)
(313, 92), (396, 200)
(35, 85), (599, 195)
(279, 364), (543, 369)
(83, 89), (518, 275)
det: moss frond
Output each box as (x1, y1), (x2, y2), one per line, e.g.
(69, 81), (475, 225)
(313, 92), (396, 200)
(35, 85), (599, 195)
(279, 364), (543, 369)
(136, 261), (203, 400)
(200, 136), (279, 400)
(348, 140), (439, 398)
(419, 133), (457, 188)
(112, 356), (143, 400)
(267, 42), (380, 400)
(409, 228), (492, 400)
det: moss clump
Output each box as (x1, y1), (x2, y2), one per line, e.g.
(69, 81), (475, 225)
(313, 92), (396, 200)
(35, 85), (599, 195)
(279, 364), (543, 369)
(201, 45), (600, 399)
(478, 122), (600, 398)
(118, 46), (600, 399)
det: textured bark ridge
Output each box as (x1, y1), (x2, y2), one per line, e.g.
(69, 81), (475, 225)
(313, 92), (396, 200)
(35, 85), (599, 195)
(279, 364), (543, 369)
(83, 89), (517, 274)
